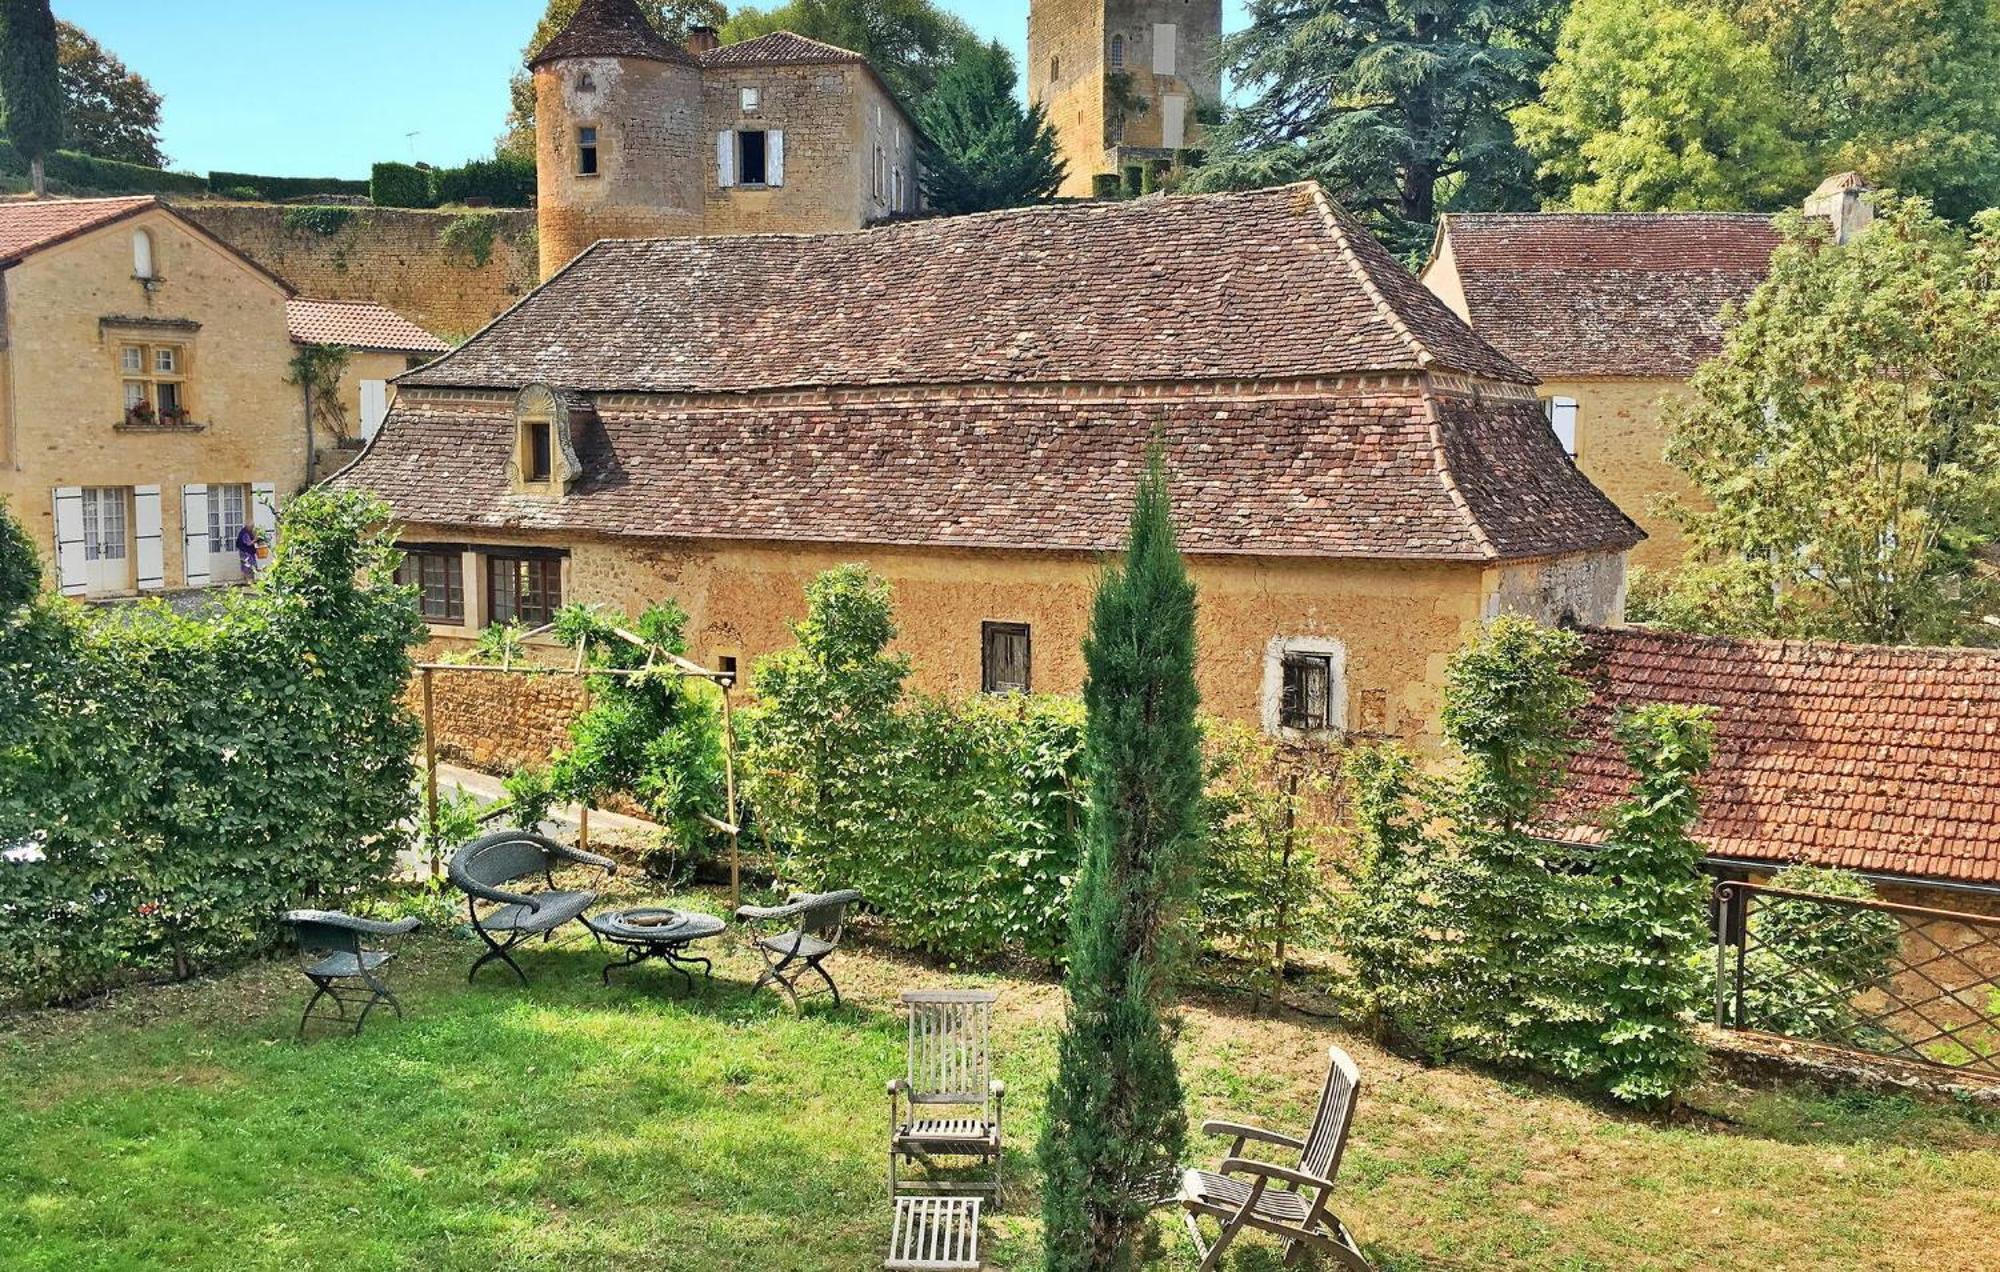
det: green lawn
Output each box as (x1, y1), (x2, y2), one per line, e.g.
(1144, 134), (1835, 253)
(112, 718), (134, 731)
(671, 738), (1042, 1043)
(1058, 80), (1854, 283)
(4, 880), (1999, 1271)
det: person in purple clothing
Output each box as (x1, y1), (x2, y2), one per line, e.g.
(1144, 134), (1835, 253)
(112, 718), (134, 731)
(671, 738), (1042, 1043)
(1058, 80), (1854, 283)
(236, 522), (261, 577)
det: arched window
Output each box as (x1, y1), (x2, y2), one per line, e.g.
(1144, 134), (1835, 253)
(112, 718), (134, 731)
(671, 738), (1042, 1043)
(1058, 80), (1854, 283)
(132, 229), (155, 280)
(1109, 35), (1124, 69)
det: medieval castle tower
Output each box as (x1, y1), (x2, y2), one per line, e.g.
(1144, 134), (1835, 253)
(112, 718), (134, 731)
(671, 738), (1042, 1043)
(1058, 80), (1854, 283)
(532, 0), (921, 278)
(1028, 0), (1224, 198)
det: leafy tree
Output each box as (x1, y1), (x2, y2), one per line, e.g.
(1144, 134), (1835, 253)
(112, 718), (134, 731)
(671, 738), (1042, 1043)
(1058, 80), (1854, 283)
(500, 0), (727, 158)
(723, 0), (976, 105)
(1189, 0), (1561, 256)
(0, 0), (62, 196)
(1653, 196), (2000, 645)
(1040, 455), (1204, 1271)
(913, 39), (1063, 214)
(55, 20), (163, 167)
(1731, 0), (2000, 222)
(1515, 0), (1808, 211)
(0, 495), (38, 608)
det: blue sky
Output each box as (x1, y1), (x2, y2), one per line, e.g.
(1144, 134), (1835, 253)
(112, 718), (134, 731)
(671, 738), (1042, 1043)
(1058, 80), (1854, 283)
(54, 1), (1247, 179)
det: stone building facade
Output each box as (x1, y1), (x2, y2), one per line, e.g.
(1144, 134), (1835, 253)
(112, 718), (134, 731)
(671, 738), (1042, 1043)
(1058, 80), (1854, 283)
(339, 185), (1644, 751)
(1029, 0), (1223, 197)
(532, 0), (920, 278)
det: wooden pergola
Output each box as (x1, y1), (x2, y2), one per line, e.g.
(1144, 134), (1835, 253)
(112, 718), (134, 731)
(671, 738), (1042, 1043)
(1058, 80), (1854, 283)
(414, 623), (746, 906)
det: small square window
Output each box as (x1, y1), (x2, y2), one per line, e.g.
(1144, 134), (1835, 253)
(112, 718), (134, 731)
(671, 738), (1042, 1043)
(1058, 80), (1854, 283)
(740, 86), (761, 112)
(1280, 654), (1334, 732)
(154, 347), (176, 374)
(121, 346), (143, 374)
(982, 622), (1031, 694)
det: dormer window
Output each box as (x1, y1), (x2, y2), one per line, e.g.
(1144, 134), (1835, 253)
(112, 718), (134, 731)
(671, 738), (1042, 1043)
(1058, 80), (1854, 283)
(525, 418), (552, 482)
(577, 126), (599, 176)
(512, 384), (579, 496)
(132, 229), (155, 280)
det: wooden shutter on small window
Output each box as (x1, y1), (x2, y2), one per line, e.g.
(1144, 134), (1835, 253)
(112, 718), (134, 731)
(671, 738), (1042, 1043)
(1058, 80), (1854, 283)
(717, 130), (736, 187)
(181, 484), (210, 586)
(133, 485), (164, 591)
(52, 486), (86, 597)
(767, 130), (784, 186)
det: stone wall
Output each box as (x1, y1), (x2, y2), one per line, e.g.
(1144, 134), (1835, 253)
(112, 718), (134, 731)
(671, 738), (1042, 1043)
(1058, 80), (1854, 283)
(175, 203), (539, 342)
(411, 661), (586, 774)
(1539, 375), (1699, 572)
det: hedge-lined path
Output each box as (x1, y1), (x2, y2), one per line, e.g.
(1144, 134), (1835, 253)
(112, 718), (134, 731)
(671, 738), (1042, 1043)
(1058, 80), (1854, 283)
(4, 876), (1999, 1271)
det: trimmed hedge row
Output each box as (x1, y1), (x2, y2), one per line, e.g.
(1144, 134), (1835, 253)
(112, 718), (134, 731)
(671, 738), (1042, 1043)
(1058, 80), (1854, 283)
(0, 141), (206, 194)
(208, 170), (371, 201)
(373, 155), (537, 209)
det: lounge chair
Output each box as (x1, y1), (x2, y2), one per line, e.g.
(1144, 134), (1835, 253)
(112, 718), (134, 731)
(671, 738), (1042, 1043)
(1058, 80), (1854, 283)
(448, 828), (614, 985)
(888, 989), (1004, 1201)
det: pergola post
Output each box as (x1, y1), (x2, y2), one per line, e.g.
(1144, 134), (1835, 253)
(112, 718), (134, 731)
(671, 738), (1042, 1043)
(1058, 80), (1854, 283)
(422, 666), (439, 877)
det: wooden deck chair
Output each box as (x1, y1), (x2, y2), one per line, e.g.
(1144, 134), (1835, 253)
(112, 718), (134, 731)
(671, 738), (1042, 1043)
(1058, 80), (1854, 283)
(888, 989), (1004, 1202)
(1179, 1045), (1374, 1270)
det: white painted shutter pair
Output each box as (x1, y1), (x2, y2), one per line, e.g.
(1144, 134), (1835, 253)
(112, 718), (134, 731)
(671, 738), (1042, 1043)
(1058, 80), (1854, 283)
(716, 130), (783, 187)
(50, 486), (162, 594)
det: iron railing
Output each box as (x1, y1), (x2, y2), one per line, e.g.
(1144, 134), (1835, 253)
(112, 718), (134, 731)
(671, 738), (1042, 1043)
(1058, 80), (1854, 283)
(1713, 881), (2000, 1078)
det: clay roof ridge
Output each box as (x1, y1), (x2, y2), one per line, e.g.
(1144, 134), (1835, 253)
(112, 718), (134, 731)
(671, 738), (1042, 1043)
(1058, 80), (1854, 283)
(387, 237), (612, 391)
(1418, 389), (1499, 560)
(1307, 184), (1436, 373)
(700, 30), (865, 64)
(1582, 624), (2000, 665)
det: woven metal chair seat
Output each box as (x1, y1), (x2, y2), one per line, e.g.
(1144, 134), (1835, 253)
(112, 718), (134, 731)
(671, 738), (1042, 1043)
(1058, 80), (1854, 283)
(483, 889), (597, 933)
(756, 930), (834, 960)
(1181, 1169), (1317, 1227)
(304, 949), (394, 980)
(896, 1118), (999, 1148)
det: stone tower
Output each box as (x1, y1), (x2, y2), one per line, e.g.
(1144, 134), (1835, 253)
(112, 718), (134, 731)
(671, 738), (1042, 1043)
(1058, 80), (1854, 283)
(1027, 0), (1223, 198)
(532, 0), (706, 278)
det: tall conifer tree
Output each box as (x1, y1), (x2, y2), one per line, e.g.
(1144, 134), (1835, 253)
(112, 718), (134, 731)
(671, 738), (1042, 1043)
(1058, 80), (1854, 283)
(1039, 454), (1204, 1271)
(0, 0), (61, 197)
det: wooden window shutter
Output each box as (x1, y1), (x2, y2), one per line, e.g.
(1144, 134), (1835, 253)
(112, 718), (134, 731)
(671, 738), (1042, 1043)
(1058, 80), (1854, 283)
(133, 485), (164, 591)
(180, 484), (210, 586)
(251, 482), (278, 544)
(52, 486), (87, 597)
(717, 130), (736, 187)
(767, 130), (784, 186)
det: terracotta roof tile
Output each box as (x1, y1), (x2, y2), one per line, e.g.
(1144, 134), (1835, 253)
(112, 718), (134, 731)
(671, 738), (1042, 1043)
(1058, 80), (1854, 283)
(403, 184), (1533, 395)
(699, 31), (863, 67)
(0, 195), (156, 264)
(529, 0), (694, 68)
(1437, 213), (1781, 378)
(287, 299), (448, 354)
(1555, 627), (2000, 886)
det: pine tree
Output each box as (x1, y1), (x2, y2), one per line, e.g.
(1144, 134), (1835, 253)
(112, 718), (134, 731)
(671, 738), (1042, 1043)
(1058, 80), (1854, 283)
(0, 0), (61, 197)
(1039, 454), (1204, 1272)
(915, 39), (1064, 214)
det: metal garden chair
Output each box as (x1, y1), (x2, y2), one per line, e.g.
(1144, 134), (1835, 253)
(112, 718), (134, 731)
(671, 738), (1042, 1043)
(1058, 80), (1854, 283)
(1178, 1045), (1375, 1271)
(279, 909), (419, 1039)
(448, 828), (615, 985)
(888, 989), (1004, 1201)
(733, 888), (862, 1013)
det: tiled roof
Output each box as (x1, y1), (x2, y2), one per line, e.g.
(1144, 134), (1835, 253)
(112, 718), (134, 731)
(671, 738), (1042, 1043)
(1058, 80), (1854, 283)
(700, 31), (864, 67)
(338, 384), (1640, 561)
(1435, 212), (1782, 378)
(287, 299), (448, 354)
(0, 195), (156, 264)
(1557, 627), (2000, 885)
(529, 0), (694, 68)
(404, 184), (1532, 394)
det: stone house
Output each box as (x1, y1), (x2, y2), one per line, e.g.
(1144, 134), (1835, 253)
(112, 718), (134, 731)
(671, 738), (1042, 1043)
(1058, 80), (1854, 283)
(286, 298), (449, 477)
(1030, 0), (1222, 197)
(532, 0), (921, 278)
(338, 184), (1643, 748)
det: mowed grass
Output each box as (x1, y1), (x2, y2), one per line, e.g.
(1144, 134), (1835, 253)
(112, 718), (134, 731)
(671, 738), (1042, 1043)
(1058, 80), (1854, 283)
(4, 880), (2000, 1271)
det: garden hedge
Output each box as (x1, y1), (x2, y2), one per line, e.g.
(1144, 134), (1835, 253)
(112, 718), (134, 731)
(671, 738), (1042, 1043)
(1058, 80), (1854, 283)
(369, 161), (433, 208)
(0, 141), (206, 194)
(208, 170), (371, 201)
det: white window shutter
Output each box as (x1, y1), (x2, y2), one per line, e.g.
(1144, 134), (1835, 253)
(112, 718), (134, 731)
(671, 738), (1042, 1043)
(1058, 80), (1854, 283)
(1548, 397), (1580, 457)
(133, 485), (164, 591)
(52, 486), (86, 597)
(181, 484), (210, 587)
(359, 380), (390, 440)
(1153, 23), (1177, 75)
(717, 130), (736, 187)
(252, 483), (279, 543)
(767, 131), (784, 187)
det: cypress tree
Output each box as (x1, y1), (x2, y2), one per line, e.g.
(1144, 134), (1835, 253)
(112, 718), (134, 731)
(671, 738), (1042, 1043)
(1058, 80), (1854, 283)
(1039, 453), (1204, 1271)
(0, 0), (60, 197)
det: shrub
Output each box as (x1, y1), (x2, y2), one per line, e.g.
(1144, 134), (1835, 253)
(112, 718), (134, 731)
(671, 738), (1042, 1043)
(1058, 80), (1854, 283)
(209, 170), (369, 201)
(1091, 172), (1122, 200)
(0, 140), (205, 194)
(370, 161), (433, 208)
(1742, 865), (1901, 1043)
(281, 205), (355, 237)
(432, 154), (536, 207)
(439, 212), (502, 268)
(0, 490), (423, 1006)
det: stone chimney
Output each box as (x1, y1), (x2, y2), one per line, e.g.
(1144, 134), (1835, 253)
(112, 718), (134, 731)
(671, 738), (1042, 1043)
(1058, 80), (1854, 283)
(1804, 171), (1874, 245)
(686, 25), (720, 55)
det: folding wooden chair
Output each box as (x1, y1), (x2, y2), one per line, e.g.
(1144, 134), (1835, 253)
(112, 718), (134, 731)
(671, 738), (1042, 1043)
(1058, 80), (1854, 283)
(888, 989), (1003, 1201)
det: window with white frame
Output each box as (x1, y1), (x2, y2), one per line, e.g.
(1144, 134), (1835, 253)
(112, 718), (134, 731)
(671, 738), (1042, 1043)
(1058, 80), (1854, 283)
(205, 484), (247, 555)
(1541, 395), (1579, 457)
(1261, 636), (1347, 738)
(119, 341), (189, 424)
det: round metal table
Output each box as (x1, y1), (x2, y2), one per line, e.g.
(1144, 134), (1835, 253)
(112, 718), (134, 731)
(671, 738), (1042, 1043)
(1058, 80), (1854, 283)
(585, 907), (727, 991)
